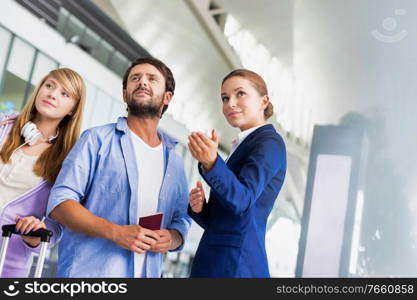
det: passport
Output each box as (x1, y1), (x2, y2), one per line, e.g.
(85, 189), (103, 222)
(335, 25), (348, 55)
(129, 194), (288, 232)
(138, 213), (163, 230)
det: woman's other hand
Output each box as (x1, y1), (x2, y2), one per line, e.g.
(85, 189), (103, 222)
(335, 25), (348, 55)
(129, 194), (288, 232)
(189, 181), (205, 213)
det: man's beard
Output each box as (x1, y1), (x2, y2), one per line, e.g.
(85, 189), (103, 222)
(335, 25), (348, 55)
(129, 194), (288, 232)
(126, 91), (164, 118)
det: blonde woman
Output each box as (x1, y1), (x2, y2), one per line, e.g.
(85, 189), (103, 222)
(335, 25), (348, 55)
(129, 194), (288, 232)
(0, 68), (86, 277)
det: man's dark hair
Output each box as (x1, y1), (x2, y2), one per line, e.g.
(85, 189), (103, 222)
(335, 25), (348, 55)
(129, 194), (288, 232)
(123, 57), (175, 117)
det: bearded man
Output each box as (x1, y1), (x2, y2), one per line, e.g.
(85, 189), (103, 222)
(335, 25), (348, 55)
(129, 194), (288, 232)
(47, 57), (191, 277)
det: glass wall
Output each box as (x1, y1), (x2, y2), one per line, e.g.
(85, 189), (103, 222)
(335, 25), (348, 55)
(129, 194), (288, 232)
(0, 35), (34, 113)
(81, 79), (126, 131)
(0, 26), (12, 94)
(82, 80), (98, 128)
(56, 8), (132, 77)
(28, 53), (60, 99)
(0, 25), (60, 114)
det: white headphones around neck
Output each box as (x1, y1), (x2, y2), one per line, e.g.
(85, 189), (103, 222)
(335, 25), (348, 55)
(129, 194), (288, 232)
(21, 121), (59, 145)
(10, 121), (59, 159)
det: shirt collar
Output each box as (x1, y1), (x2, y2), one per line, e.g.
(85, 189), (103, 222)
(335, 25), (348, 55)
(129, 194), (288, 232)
(116, 117), (177, 150)
(237, 124), (264, 144)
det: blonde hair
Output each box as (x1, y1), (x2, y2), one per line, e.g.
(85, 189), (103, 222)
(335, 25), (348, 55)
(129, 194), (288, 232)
(0, 68), (86, 182)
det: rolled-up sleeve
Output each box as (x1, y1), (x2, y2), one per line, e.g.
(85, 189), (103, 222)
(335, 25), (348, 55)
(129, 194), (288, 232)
(46, 130), (98, 217)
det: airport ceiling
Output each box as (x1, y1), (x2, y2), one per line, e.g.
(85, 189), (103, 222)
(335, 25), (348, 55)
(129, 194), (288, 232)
(92, 0), (296, 150)
(216, 0), (294, 66)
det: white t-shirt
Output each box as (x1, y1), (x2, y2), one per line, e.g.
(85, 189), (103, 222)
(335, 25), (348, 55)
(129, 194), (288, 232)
(0, 148), (43, 211)
(129, 130), (164, 278)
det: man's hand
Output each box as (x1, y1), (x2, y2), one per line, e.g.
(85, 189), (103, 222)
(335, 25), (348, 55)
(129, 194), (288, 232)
(151, 229), (172, 253)
(151, 229), (183, 253)
(112, 225), (161, 254)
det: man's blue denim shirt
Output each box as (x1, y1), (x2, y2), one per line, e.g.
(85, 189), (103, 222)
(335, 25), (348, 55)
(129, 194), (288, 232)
(47, 117), (191, 277)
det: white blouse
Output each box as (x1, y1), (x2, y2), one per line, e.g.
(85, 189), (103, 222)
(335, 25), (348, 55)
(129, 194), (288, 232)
(0, 148), (43, 210)
(226, 125), (264, 162)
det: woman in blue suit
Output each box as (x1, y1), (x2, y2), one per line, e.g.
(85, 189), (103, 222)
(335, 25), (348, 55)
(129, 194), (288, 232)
(187, 69), (286, 277)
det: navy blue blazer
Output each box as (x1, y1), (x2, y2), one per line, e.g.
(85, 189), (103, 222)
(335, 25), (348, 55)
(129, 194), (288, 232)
(188, 124), (286, 277)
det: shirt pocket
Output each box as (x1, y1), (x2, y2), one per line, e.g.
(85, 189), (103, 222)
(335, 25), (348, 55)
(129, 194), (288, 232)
(96, 158), (128, 192)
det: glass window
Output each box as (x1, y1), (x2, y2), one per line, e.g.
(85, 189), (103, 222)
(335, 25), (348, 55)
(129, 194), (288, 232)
(95, 39), (114, 66)
(0, 27), (12, 113)
(109, 99), (126, 123)
(81, 80), (98, 131)
(7, 38), (35, 80)
(124, 60), (131, 75)
(31, 53), (58, 85)
(25, 53), (59, 98)
(80, 29), (100, 55)
(0, 26), (12, 86)
(56, 8), (70, 36)
(0, 38), (35, 113)
(64, 15), (85, 44)
(89, 89), (112, 127)
(109, 51), (129, 76)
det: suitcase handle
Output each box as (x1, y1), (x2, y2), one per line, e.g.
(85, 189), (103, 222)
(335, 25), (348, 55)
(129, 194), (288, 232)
(2, 224), (53, 242)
